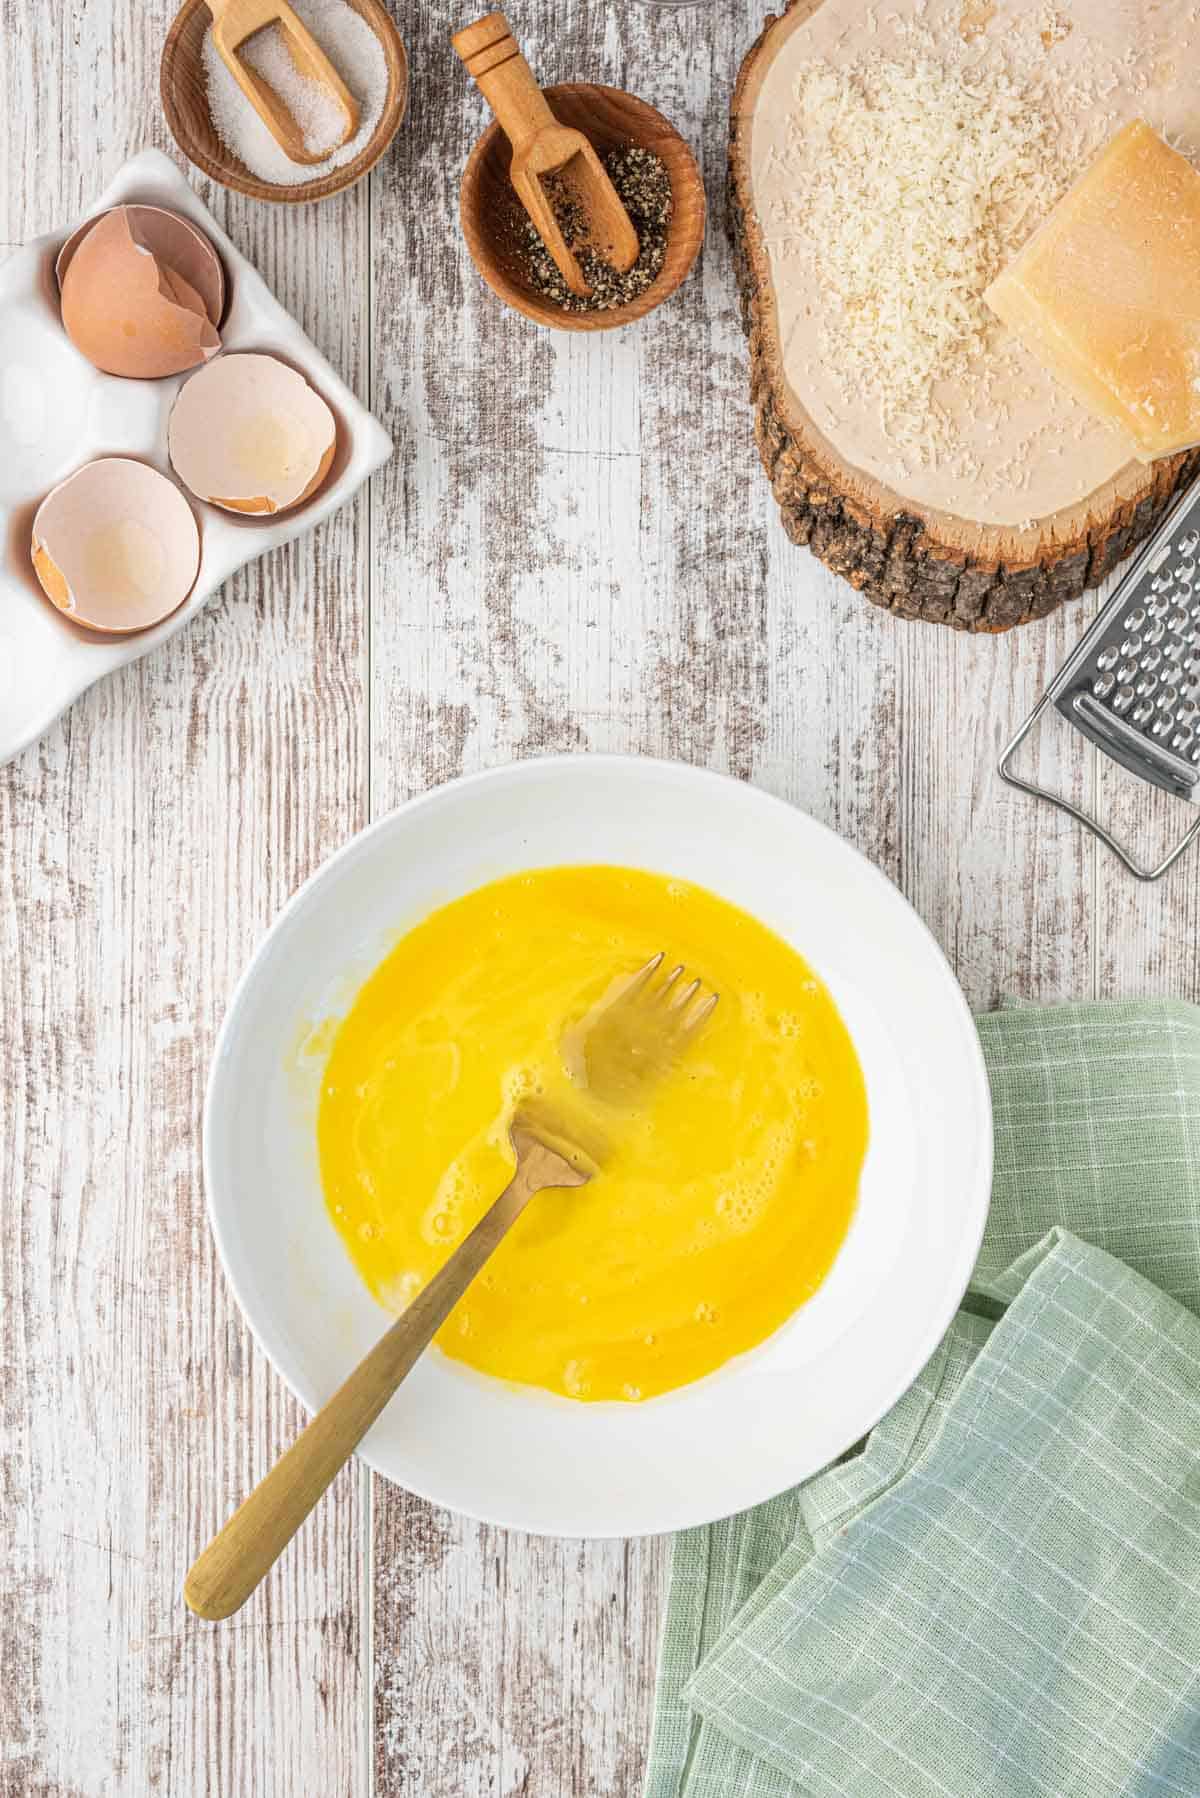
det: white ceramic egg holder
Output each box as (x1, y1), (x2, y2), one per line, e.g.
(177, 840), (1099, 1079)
(0, 149), (391, 767)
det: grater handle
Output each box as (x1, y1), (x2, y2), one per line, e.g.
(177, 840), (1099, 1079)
(998, 697), (1200, 882)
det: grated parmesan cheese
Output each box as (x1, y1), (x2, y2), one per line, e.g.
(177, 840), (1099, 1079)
(780, 40), (1077, 457)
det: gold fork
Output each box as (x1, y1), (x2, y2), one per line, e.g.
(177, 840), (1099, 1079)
(558, 951), (718, 1115)
(185, 954), (717, 1620)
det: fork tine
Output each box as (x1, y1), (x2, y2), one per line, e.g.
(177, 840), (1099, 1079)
(657, 964), (685, 1005)
(682, 992), (719, 1036)
(670, 976), (702, 1013)
(627, 952), (665, 996)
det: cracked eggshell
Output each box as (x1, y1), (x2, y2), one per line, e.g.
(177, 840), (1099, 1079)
(31, 457), (201, 635)
(168, 352), (338, 516)
(56, 204), (226, 326)
(60, 205), (222, 378)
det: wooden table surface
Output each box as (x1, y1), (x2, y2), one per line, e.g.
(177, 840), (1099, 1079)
(3, 2), (1198, 1793)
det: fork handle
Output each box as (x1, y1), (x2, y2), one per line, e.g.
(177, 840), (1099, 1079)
(452, 11), (558, 151)
(184, 1170), (536, 1622)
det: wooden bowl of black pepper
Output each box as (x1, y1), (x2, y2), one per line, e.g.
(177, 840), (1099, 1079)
(460, 84), (706, 332)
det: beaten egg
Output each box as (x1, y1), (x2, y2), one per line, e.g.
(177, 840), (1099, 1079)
(318, 866), (868, 1402)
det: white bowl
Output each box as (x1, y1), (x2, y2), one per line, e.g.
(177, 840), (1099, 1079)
(0, 149), (391, 766)
(205, 756), (992, 1537)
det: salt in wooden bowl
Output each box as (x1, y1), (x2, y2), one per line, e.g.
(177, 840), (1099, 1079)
(160, 0), (408, 204)
(460, 83), (706, 332)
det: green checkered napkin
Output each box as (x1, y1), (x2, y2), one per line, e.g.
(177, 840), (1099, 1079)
(646, 1001), (1200, 1798)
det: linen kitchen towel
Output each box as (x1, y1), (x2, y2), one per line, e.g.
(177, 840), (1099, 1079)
(645, 1000), (1200, 1798)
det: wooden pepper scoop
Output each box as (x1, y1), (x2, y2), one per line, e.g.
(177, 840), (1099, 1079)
(452, 11), (639, 298)
(206, 0), (359, 165)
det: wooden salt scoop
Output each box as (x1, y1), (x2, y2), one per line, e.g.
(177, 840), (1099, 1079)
(452, 11), (639, 299)
(206, 0), (358, 165)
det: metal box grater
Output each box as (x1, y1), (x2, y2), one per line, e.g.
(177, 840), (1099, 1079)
(999, 479), (1200, 880)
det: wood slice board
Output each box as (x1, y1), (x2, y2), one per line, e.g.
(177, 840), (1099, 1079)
(728, 0), (1200, 631)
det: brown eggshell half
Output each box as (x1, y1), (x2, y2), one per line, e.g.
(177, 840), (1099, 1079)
(56, 205), (226, 326)
(31, 458), (201, 635)
(60, 206), (221, 379)
(168, 353), (338, 516)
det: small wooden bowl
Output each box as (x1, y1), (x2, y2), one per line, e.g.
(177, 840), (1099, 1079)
(160, 0), (408, 204)
(461, 84), (706, 332)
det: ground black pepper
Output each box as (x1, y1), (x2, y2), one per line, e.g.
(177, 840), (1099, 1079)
(518, 144), (673, 312)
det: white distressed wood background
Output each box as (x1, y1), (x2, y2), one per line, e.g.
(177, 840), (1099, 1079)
(3, 2), (1198, 1794)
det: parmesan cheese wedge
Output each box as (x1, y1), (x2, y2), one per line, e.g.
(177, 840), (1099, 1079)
(985, 120), (1200, 462)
